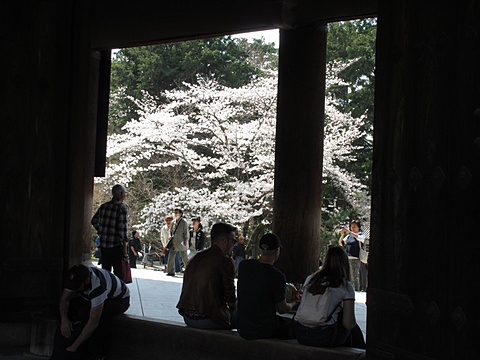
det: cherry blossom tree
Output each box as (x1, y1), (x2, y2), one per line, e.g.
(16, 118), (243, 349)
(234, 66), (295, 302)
(96, 62), (369, 236)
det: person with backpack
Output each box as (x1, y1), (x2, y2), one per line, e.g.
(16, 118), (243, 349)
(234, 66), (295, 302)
(294, 246), (365, 348)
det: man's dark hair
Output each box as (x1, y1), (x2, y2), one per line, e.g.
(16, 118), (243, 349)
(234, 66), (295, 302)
(65, 264), (90, 291)
(174, 208), (183, 215)
(211, 222), (236, 242)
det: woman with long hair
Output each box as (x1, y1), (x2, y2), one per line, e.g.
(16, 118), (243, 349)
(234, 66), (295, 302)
(295, 246), (365, 348)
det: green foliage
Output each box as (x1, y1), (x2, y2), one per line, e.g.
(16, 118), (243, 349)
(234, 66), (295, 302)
(109, 36), (278, 133)
(327, 18), (376, 192)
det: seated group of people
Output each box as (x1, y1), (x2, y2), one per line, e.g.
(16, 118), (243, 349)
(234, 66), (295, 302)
(177, 222), (365, 349)
(51, 222), (364, 360)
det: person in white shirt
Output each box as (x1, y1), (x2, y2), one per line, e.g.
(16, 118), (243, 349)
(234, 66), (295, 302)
(160, 215), (174, 272)
(295, 246), (365, 348)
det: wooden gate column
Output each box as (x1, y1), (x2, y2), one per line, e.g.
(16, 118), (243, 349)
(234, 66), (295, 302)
(369, 1), (480, 358)
(273, 22), (327, 282)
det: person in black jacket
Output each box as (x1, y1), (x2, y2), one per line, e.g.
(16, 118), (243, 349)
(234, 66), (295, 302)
(233, 236), (247, 274)
(128, 230), (142, 268)
(188, 216), (206, 259)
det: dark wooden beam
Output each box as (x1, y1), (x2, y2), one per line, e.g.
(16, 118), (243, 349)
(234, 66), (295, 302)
(90, 0), (377, 50)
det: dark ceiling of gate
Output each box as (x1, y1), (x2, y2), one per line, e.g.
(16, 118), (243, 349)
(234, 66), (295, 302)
(91, 0), (377, 50)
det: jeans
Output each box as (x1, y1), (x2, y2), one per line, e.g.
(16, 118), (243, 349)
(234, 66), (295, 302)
(234, 256), (244, 272)
(183, 315), (227, 330)
(295, 321), (351, 347)
(167, 249), (188, 275)
(164, 250), (182, 272)
(183, 307), (236, 330)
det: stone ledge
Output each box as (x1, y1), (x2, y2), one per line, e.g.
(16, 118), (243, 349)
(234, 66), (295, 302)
(109, 315), (366, 360)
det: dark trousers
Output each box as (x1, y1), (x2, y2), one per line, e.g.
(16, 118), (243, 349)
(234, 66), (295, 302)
(295, 321), (365, 349)
(51, 296), (130, 359)
(100, 245), (123, 277)
(359, 262), (368, 291)
(129, 253), (138, 268)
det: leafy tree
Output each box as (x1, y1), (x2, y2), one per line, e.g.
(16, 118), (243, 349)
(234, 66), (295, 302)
(109, 36), (278, 133)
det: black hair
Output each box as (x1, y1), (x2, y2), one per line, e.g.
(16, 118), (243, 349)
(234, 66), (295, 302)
(350, 220), (362, 231)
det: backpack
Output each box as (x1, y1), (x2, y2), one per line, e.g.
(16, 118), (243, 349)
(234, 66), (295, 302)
(295, 280), (342, 327)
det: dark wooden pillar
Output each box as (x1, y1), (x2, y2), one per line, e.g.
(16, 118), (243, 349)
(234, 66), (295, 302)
(64, 0), (97, 266)
(273, 22), (327, 282)
(369, 1), (480, 358)
(0, 0), (74, 317)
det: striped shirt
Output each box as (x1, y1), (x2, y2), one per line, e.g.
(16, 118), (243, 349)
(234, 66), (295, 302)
(75, 267), (130, 308)
(91, 198), (128, 248)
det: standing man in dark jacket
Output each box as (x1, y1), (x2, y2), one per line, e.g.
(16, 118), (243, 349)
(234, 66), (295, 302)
(128, 230), (141, 268)
(91, 184), (128, 277)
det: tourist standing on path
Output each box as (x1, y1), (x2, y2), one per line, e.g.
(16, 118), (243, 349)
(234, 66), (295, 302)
(295, 246), (365, 349)
(160, 215), (174, 272)
(338, 220), (365, 291)
(142, 242), (156, 267)
(166, 208), (189, 276)
(359, 237), (369, 292)
(232, 236), (247, 273)
(177, 222), (237, 330)
(128, 230), (141, 268)
(236, 233), (299, 340)
(188, 216), (206, 259)
(91, 184), (128, 278)
(338, 220), (365, 258)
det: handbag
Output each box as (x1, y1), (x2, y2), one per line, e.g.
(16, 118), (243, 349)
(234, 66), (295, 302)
(120, 259), (132, 283)
(359, 239), (369, 264)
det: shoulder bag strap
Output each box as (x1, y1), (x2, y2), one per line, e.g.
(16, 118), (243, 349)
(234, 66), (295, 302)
(327, 300), (343, 347)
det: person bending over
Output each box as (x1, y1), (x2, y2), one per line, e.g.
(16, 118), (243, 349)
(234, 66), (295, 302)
(51, 264), (130, 359)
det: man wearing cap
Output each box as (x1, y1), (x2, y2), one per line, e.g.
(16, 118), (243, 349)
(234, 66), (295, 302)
(52, 264), (130, 359)
(236, 233), (299, 339)
(91, 184), (128, 277)
(177, 222), (237, 329)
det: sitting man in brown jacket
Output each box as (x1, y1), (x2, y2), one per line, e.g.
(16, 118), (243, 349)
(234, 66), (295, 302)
(176, 222), (237, 329)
